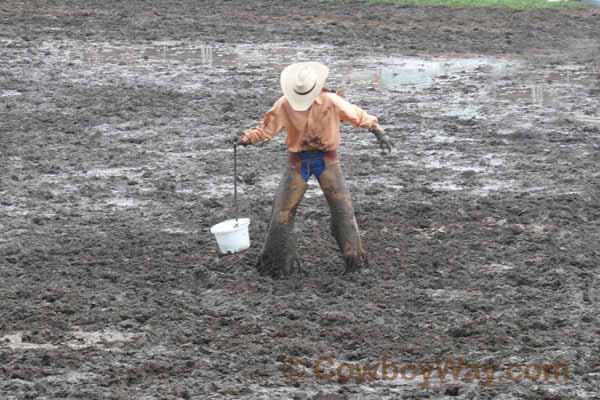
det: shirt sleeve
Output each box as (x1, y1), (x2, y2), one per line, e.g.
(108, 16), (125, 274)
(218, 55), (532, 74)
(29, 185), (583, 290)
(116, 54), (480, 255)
(329, 93), (379, 129)
(242, 96), (287, 144)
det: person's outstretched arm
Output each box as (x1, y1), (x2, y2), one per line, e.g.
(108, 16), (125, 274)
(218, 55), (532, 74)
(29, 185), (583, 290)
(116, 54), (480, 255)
(239, 97), (287, 145)
(329, 93), (393, 153)
(330, 92), (379, 129)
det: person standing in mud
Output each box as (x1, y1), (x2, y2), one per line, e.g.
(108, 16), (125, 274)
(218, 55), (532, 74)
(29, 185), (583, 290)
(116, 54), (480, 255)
(236, 62), (393, 278)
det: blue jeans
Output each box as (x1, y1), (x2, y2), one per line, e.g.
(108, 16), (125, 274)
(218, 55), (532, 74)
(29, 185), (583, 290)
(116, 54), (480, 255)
(297, 151), (327, 182)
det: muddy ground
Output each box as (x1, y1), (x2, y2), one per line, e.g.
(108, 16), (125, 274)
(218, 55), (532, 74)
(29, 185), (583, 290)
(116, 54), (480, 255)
(1, 1), (600, 399)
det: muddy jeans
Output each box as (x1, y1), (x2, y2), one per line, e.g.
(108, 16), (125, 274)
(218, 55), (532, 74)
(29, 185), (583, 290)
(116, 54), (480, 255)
(256, 151), (367, 277)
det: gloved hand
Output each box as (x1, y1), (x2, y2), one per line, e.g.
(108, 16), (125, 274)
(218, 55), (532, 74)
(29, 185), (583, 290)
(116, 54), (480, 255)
(370, 125), (393, 154)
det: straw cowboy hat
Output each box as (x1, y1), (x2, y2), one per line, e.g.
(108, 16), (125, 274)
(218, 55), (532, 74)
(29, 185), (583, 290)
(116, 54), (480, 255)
(281, 62), (329, 111)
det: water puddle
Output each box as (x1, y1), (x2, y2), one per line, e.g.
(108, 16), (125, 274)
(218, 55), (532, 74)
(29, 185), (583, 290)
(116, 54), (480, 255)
(1, 90), (21, 97)
(84, 167), (142, 178)
(1, 332), (57, 350)
(430, 134), (461, 143)
(497, 85), (558, 106)
(497, 62), (598, 109)
(444, 105), (482, 120)
(479, 263), (516, 273)
(427, 288), (482, 302)
(49, 40), (521, 94)
(403, 150), (504, 173)
(1, 330), (142, 351)
(347, 57), (517, 90)
(68, 329), (141, 348)
(430, 178), (581, 196)
(90, 121), (149, 136)
(571, 113), (600, 125)
(68, 42), (334, 70)
(430, 178), (515, 194)
(162, 227), (195, 234)
(42, 372), (99, 384)
(105, 197), (143, 207)
(201, 178), (246, 199)
(80, 44), (215, 65)
(349, 176), (404, 192)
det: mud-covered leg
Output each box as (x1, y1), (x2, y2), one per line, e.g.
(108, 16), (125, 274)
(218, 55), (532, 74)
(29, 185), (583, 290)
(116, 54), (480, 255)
(318, 159), (367, 274)
(256, 162), (308, 278)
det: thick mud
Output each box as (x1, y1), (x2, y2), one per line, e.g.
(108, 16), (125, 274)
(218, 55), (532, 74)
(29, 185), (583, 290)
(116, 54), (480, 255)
(1, 1), (600, 399)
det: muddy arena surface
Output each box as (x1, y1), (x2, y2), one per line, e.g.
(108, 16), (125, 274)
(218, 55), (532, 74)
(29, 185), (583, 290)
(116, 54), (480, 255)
(1, 1), (600, 399)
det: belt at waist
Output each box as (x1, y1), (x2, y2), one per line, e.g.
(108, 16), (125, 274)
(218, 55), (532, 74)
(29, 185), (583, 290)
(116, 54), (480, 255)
(290, 150), (337, 160)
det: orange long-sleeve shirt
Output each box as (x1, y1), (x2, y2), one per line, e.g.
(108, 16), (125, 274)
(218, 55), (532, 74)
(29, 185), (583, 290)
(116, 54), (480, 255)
(241, 91), (379, 152)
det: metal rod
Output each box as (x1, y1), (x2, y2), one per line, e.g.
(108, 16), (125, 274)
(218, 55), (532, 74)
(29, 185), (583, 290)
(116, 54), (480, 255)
(233, 143), (239, 225)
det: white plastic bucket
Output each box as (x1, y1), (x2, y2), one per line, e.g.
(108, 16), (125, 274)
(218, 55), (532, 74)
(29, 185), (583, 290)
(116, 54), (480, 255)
(210, 218), (251, 254)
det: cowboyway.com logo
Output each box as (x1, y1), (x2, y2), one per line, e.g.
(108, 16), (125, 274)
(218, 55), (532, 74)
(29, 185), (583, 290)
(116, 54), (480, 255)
(281, 355), (569, 388)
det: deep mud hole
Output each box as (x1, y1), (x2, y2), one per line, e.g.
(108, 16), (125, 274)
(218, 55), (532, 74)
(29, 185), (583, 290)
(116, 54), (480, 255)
(1, 1), (600, 399)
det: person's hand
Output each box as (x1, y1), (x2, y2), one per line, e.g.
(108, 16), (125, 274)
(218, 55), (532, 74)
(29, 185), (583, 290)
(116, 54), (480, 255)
(228, 134), (251, 146)
(238, 134), (251, 146)
(370, 125), (393, 154)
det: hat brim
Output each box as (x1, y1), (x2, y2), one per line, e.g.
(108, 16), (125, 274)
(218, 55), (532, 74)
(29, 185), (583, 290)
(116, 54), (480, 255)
(280, 62), (329, 111)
